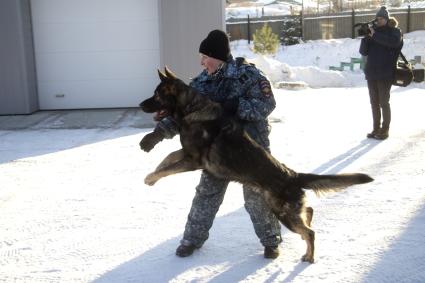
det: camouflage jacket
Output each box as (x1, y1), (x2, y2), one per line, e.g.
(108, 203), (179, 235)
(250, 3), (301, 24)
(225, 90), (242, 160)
(156, 57), (276, 148)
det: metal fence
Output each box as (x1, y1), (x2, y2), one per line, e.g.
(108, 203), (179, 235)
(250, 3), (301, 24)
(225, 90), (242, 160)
(226, 7), (425, 42)
(303, 7), (425, 40)
(226, 15), (300, 42)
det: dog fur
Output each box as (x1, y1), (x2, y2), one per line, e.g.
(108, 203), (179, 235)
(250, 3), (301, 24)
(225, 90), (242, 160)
(139, 67), (374, 263)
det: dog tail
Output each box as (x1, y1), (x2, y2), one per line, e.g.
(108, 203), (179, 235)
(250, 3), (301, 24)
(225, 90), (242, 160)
(297, 173), (373, 196)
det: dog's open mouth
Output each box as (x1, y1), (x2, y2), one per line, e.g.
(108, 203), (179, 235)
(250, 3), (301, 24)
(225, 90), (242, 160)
(154, 109), (169, 121)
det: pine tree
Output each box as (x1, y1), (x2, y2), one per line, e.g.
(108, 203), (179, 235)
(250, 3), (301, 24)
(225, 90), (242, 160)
(281, 16), (302, 46)
(253, 23), (280, 55)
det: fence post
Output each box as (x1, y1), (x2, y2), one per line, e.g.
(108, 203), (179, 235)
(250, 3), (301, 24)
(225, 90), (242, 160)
(247, 14), (251, 44)
(351, 9), (355, 39)
(300, 10), (303, 40)
(407, 5), (411, 33)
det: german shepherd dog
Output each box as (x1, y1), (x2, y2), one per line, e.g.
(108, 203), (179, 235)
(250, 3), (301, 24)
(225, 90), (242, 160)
(140, 67), (373, 263)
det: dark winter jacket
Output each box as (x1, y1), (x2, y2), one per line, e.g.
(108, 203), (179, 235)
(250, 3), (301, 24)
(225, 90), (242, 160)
(359, 17), (403, 81)
(155, 57), (276, 149)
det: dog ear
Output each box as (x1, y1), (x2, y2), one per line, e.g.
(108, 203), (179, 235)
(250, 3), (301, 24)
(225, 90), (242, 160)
(158, 69), (168, 82)
(164, 66), (177, 80)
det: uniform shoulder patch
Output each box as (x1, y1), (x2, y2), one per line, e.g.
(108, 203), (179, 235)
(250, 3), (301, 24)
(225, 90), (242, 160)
(259, 79), (272, 97)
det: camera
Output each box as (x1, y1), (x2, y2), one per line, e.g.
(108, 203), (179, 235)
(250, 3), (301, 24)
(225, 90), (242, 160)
(354, 20), (378, 36)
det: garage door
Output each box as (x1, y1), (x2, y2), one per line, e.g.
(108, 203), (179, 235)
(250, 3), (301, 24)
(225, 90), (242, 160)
(30, 0), (160, 109)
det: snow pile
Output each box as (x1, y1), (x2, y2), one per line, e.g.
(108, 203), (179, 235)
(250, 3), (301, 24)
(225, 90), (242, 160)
(401, 30), (425, 65)
(247, 55), (294, 82)
(249, 55), (352, 88)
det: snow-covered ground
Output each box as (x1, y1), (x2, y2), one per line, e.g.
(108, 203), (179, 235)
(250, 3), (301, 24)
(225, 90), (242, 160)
(1, 86), (424, 282)
(1, 31), (425, 282)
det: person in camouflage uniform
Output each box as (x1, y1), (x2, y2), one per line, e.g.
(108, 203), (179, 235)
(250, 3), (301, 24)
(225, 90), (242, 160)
(142, 30), (282, 258)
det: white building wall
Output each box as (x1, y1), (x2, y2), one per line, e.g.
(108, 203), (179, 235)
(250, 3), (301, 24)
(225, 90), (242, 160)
(28, 0), (225, 110)
(159, 0), (226, 83)
(31, 0), (160, 109)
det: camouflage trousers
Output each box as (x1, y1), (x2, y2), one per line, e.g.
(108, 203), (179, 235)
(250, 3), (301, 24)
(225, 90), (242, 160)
(182, 170), (282, 248)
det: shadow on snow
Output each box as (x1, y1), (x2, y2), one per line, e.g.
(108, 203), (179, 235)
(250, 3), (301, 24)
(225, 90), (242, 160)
(93, 138), (379, 282)
(360, 201), (425, 283)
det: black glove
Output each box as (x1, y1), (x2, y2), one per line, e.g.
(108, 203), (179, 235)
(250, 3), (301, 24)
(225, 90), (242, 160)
(222, 98), (239, 116)
(139, 130), (164, 152)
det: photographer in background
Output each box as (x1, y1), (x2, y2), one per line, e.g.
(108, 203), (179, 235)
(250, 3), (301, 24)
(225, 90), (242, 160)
(359, 6), (403, 140)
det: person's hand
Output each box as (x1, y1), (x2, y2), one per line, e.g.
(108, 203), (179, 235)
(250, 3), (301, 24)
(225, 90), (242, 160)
(369, 27), (375, 37)
(139, 131), (164, 152)
(222, 98), (239, 116)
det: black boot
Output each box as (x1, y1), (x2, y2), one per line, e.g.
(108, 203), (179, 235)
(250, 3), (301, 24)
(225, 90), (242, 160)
(367, 128), (380, 139)
(176, 243), (197, 257)
(264, 246), (280, 259)
(375, 128), (389, 140)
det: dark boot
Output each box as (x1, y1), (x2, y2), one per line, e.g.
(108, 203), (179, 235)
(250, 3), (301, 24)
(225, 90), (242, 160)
(264, 246), (280, 259)
(367, 128), (380, 139)
(176, 243), (198, 257)
(375, 128), (389, 140)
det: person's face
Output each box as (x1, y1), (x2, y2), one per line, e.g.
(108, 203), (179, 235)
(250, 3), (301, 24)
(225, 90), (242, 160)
(200, 54), (224, 75)
(375, 17), (387, 27)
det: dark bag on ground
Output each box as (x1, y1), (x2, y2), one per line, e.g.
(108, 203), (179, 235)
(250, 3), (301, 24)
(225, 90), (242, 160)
(413, 68), (424, 83)
(393, 52), (413, 87)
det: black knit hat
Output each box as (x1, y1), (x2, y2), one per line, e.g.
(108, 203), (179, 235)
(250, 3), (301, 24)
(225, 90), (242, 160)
(199, 30), (231, 62)
(376, 6), (390, 19)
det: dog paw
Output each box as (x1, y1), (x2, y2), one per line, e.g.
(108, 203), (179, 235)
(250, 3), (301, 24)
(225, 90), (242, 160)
(144, 174), (158, 186)
(301, 254), (314, 263)
(139, 139), (154, 152)
(139, 132), (164, 152)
